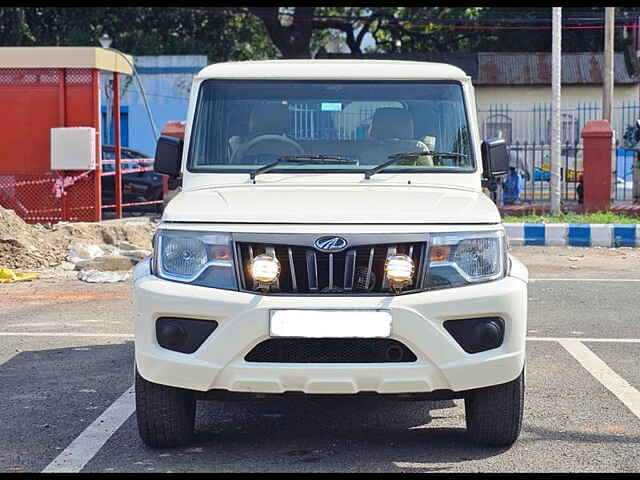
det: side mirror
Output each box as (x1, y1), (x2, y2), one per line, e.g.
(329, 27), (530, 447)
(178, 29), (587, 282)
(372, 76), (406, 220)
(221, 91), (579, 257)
(154, 135), (183, 177)
(481, 138), (509, 179)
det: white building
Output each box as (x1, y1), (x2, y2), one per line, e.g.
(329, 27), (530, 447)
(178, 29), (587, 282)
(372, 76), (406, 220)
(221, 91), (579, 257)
(322, 51), (640, 145)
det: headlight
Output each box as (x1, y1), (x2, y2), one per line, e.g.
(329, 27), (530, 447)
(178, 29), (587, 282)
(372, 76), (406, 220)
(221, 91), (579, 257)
(429, 231), (506, 288)
(385, 254), (415, 291)
(249, 254), (281, 288)
(153, 229), (237, 290)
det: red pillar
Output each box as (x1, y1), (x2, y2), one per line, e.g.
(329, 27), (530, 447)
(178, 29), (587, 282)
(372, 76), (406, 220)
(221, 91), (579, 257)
(59, 68), (69, 221)
(113, 72), (122, 219)
(92, 70), (102, 222)
(581, 120), (614, 212)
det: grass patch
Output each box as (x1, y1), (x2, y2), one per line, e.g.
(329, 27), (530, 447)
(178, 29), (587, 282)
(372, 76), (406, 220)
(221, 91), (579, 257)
(502, 211), (639, 224)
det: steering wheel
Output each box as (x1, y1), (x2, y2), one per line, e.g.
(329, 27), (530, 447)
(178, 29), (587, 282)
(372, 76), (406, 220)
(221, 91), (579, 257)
(230, 134), (305, 165)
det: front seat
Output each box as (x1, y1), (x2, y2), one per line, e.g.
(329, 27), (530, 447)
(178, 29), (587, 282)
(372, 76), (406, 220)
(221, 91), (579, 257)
(230, 102), (304, 164)
(248, 102), (290, 136)
(360, 107), (428, 165)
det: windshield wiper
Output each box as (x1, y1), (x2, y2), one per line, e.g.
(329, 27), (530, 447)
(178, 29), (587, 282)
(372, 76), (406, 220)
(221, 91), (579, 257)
(249, 154), (357, 180)
(364, 151), (467, 179)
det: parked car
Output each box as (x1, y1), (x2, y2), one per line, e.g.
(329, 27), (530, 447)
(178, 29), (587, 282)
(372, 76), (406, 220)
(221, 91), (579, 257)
(101, 145), (164, 213)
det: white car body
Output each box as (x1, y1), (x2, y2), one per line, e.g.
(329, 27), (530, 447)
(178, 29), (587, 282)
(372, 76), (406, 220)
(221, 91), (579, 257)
(133, 60), (528, 447)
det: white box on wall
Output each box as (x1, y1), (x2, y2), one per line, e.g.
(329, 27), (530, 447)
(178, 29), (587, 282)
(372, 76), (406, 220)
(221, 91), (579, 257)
(51, 127), (96, 170)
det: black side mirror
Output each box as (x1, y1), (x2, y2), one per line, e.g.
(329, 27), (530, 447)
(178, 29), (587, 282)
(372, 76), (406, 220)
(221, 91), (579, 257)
(154, 136), (183, 177)
(481, 138), (509, 179)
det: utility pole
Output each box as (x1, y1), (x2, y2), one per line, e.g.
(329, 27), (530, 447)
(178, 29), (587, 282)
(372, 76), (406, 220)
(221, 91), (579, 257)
(551, 7), (562, 214)
(603, 7), (615, 124)
(603, 7), (617, 207)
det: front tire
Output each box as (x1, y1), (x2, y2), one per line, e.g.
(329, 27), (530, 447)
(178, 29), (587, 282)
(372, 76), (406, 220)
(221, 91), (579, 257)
(135, 368), (196, 448)
(464, 368), (525, 446)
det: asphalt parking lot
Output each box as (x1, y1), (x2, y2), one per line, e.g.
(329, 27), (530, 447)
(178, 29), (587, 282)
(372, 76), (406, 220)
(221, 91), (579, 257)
(1, 246), (639, 473)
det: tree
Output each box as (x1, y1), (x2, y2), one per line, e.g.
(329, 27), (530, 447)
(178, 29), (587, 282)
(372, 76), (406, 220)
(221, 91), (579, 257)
(5, 7), (640, 61)
(243, 7), (376, 58)
(0, 7), (276, 61)
(242, 6), (640, 58)
(0, 8), (32, 45)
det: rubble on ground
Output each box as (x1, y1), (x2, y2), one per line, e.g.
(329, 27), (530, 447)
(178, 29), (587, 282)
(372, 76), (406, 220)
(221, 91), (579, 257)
(73, 255), (137, 272)
(0, 205), (157, 280)
(76, 270), (130, 283)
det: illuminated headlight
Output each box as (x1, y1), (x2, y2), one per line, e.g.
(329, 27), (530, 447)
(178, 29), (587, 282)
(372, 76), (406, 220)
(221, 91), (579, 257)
(429, 231), (506, 288)
(385, 254), (415, 291)
(250, 254), (280, 288)
(153, 230), (236, 290)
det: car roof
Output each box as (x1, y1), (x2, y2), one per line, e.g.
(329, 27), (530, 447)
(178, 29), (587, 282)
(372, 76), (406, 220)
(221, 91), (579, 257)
(196, 59), (469, 82)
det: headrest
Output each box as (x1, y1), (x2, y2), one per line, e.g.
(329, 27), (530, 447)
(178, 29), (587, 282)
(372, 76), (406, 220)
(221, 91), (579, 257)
(249, 102), (290, 135)
(368, 107), (414, 140)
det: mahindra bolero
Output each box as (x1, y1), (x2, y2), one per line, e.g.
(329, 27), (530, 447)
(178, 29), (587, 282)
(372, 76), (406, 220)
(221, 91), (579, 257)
(133, 60), (528, 448)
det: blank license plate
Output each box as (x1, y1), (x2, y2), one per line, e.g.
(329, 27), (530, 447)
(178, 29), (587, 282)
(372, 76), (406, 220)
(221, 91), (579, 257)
(270, 310), (392, 338)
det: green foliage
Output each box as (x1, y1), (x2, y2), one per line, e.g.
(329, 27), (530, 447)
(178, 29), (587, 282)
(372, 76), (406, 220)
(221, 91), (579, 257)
(361, 7), (631, 54)
(503, 212), (640, 224)
(3, 7), (639, 61)
(0, 8), (33, 45)
(364, 7), (485, 53)
(0, 7), (276, 61)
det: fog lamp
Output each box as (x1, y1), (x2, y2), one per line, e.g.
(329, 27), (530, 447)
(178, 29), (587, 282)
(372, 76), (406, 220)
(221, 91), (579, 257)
(385, 254), (415, 291)
(250, 254), (281, 287)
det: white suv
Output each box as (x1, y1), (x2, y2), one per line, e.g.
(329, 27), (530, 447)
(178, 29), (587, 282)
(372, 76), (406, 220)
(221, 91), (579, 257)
(133, 60), (528, 448)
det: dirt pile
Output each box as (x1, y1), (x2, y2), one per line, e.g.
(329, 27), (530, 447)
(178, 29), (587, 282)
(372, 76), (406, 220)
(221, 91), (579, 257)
(50, 218), (156, 251)
(0, 206), (65, 269)
(0, 205), (157, 270)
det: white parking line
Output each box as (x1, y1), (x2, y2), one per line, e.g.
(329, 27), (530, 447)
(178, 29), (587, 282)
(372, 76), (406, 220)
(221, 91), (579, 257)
(393, 461), (450, 469)
(528, 337), (640, 343)
(32, 335), (640, 472)
(42, 386), (135, 473)
(559, 339), (640, 421)
(530, 278), (640, 282)
(0, 332), (133, 338)
(8, 320), (107, 328)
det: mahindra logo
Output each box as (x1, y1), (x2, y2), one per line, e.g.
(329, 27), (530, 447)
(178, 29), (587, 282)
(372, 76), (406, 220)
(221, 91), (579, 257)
(314, 236), (348, 252)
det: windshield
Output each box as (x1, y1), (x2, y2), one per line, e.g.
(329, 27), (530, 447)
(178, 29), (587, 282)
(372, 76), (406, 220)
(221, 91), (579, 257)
(188, 80), (474, 174)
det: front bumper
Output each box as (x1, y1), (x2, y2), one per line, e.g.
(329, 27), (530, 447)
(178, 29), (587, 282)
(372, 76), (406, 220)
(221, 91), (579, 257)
(134, 256), (528, 395)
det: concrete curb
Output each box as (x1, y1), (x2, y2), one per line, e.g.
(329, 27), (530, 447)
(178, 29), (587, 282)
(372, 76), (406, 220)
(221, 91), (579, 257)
(504, 223), (639, 247)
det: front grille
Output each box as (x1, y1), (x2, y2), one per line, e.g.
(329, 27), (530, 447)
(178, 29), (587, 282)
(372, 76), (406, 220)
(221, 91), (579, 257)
(236, 237), (428, 295)
(245, 338), (417, 363)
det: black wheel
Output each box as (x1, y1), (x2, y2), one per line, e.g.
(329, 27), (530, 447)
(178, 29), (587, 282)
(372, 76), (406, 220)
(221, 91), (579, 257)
(135, 368), (196, 448)
(464, 368), (525, 446)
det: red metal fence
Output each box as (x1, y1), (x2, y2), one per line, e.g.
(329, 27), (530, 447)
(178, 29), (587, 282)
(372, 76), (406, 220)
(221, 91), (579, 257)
(0, 170), (97, 223)
(0, 64), (166, 224)
(0, 66), (102, 223)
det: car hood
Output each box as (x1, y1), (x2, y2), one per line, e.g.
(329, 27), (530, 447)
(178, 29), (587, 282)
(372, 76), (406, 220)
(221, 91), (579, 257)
(163, 184), (500, 224)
